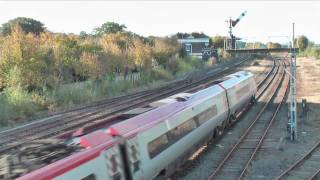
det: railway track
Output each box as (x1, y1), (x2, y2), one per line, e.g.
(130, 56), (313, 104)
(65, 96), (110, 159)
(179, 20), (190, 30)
(254, 58), (276, 89)
(207, 57), (289, 180)
(170, 56), (278, 179)
(0, 78), (189, 137)
(276, 140), (320, 180)
(0, 56), (253, 155)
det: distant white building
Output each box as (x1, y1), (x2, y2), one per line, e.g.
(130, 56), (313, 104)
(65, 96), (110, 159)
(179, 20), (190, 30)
(178, 36), (210, 59)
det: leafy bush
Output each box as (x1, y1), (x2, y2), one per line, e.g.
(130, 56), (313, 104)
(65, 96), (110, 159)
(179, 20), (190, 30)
(151, 67), (173, 80)
(0, 87), (43, 124)
(188, 57), (204, 69)
(299, 46), (320, 59)
(176, 60), (193, 75)
(295, 36), (309, 51)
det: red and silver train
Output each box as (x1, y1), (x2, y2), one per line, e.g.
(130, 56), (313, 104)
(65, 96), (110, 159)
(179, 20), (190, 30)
(18, 71), (257, 180)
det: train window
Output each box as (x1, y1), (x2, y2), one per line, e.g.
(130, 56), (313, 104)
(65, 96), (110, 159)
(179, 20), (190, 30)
(168, 119), (196, 142)
(82, 174), (96, 180)
(148, 134), (169, 159)
(197, 105), (218, 125)
(236, 84), (250, 99)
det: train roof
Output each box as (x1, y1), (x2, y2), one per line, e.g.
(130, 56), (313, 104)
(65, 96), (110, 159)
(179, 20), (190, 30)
(219, 71), (254, 89)
(108, 71), (253, 138)
(148, 92), (192, 108)
(108, 84), (225, 138)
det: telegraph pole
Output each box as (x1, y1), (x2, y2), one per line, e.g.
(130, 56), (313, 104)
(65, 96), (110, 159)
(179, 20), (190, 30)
(289, 23), (298, 141)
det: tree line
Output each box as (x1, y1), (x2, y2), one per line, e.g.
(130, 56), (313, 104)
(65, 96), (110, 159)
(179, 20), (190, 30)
(0, 17), (184, 92)
(1, 17), (207, 124)
(0, 18), (315, 93)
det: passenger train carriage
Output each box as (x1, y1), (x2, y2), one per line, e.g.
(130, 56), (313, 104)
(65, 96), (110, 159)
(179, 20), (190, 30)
(18, 71), (257, 180)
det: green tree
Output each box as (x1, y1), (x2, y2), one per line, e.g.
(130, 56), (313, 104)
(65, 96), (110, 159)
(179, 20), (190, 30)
(79, 31), (88, 39)
(295, 35), (309, 51)
(190, 32), (208, 38)
(76, 52), (106, 80)
(211, 35), (225, 49)
(93, 22), (127, 36)
(53, 35), (82, 82)
(175, 32), (209, 39)
(0, 17), (45, 36)
(152, 37), (180, 66)
(0, 25), (54, 90)
(175, 32), (189, 39)
(129, 38), (153, 70)
(100, 33), (129, 55)
(245, 42), (266, 49)
(267, 42), (282, 49)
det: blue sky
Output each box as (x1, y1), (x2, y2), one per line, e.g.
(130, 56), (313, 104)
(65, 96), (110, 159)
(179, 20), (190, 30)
(0, 1), (319, 44)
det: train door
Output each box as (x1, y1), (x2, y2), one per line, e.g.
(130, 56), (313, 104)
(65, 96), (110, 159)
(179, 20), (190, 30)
(103, 145), (126, 180)
(125, 137), (143, 180)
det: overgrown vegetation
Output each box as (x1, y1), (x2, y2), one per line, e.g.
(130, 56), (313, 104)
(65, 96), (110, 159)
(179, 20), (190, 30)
(295, 36), (320, 59)
(299, 46), (320, 59)
(0, 17), (216, 126)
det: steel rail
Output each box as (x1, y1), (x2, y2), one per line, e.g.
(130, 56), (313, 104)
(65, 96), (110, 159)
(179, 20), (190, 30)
(53, 56), (272, 140)
(257, 58), (276, 89)
(170, 56), (277, 180)
(255, 58), (279, 100)
(207, 58), (287, 180)
(0, 56), (252, 155)
(238, 60), (289, 179)
(52, 57), (253, 139)
(0, 89), (161, 141)
(276, 140), (320, 180)
(309, 168), (320, 180)
(0, 83), (172, 136)
(1, 57), (250, 139)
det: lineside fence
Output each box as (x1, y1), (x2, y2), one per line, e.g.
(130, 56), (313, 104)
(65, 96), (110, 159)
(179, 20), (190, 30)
(114, 72), (141, 83)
